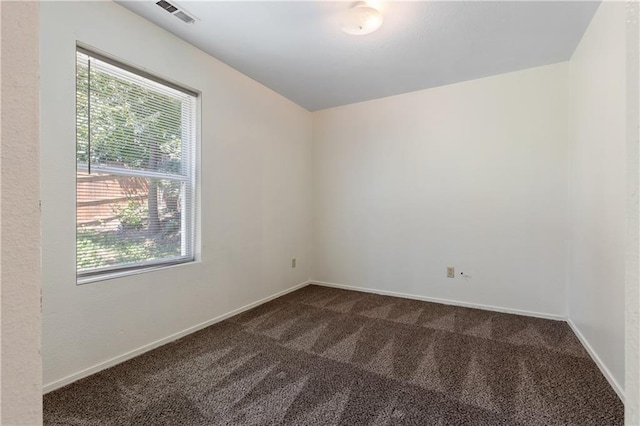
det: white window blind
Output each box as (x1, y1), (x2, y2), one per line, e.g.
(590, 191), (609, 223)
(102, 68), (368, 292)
(76, 48), (197, 280)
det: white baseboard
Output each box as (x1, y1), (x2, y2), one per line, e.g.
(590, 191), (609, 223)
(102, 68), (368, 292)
(566, 319), (625, 403)
(311, 280), (567, 321)
(43, 279), (311, 394)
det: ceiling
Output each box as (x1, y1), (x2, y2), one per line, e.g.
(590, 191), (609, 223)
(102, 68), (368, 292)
(116, 1), (600, 111)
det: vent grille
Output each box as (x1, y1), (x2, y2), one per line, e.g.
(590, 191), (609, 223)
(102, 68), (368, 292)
(174, 11), (195, 24)
(156, 0), (177, 13)
(155, 0), (196, 24)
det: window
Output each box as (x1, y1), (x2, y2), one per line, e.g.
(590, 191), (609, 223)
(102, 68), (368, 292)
(76, 48), (197, 281)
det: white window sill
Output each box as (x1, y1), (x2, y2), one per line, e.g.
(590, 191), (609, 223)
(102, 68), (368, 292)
(77, 259), (198, 285)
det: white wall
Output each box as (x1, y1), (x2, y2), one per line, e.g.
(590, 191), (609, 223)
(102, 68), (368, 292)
(626, 0), (640, 418)
(1, 2), (42, 424)
(567, 1), (627, 399)
(312, 62), (569, 318)
(40, 1), (312, 389)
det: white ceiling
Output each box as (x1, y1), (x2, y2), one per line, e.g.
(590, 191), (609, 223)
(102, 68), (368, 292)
(116, 1), (600, 111)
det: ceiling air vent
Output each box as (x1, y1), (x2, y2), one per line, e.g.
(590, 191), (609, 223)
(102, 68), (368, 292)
(155, 0), (196, 24)
(156, 0), (177, 13)
(174, 10), (195, 24)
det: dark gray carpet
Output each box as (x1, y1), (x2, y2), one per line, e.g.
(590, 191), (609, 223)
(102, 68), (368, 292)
(44, 284), (623, 425)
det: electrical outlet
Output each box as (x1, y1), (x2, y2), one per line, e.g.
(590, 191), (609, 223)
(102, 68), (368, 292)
(447, 266), (455, 278)
(291, 258), (296, 268)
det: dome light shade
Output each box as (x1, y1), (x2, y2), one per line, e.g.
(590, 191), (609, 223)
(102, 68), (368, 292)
(340, 3), (383, 36)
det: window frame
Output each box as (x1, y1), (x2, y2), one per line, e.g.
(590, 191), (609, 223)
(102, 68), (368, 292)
(75, 46), (199, 284)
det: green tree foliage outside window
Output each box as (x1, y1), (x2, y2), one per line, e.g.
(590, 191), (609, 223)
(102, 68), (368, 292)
(76, 50), (196, 277)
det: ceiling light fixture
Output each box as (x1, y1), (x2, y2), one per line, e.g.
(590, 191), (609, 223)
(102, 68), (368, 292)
(340, 2), (383, 36)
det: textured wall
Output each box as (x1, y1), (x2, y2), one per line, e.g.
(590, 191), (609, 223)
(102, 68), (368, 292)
(625, 0), (640, 421)
(0, 1), (42, 424)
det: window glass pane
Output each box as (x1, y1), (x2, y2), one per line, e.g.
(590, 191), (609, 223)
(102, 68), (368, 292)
(77, 172), (190, 272)
(76, 52), (195, 176)
(76, 50), (196, 279)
